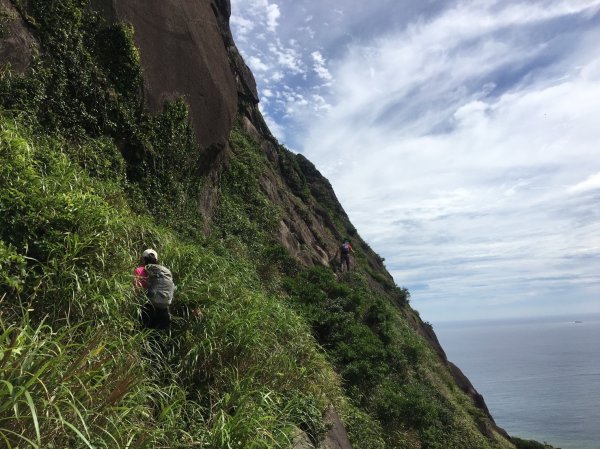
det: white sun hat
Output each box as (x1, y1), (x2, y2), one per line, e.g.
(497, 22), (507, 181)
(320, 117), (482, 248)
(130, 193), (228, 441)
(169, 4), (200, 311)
(142, 248), (158, 260)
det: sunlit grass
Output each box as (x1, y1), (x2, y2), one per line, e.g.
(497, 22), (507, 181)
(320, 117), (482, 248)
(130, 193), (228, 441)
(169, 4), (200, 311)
(0, 117), (341, 448)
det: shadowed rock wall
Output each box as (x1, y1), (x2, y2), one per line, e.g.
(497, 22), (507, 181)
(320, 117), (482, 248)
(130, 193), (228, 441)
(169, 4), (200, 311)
(0, 0), (38, 73)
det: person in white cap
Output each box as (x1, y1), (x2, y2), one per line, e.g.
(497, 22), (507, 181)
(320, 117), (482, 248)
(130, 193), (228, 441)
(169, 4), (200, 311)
(134, 249), (175, 330)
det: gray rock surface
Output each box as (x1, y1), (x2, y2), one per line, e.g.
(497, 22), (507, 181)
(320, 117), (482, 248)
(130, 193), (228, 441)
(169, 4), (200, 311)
(0, 0), (38, 73)
(321, 406), (353, 449)
(292, 427), (315, 449)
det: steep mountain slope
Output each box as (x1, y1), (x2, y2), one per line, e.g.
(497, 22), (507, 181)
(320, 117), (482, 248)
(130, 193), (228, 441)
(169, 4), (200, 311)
(0, 1), (548, 448)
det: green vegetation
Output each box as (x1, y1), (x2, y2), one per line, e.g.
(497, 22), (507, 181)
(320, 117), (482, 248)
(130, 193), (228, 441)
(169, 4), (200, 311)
(0, 118), (340, 448)
(215, 123), (281, 244)
(512, 438), (559, 449)
(1, 111), (512, 447)
(0, 4), (344, 441)
(2, 0), (203, 237)
(283, 267), (510, 449)
(0, 8), (15, 38)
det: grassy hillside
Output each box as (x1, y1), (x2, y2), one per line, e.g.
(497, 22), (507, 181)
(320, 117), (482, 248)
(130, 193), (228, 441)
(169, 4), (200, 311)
(1, 117), (346, 447)
(0, 112), (513, 449)
(0, 1), (524, 448)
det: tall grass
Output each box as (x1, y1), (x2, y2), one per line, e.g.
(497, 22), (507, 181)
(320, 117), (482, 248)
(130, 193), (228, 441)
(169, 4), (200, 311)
(0, 116), (342, 448)
(0, 319), (148, 448)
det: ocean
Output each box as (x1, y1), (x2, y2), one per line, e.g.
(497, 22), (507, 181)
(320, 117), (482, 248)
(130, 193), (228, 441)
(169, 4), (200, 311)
(433, 315), (600, 449)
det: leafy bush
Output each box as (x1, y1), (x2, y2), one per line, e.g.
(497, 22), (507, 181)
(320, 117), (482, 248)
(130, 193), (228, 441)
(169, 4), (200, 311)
(0, 241), (27, 295)
(215, 123), (281, 243)
(282, 264), (514, 449)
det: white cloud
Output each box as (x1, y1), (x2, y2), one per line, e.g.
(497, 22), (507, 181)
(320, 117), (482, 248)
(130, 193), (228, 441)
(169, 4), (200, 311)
(300, 0), (600, 321)
(266, 3), (281, 32)
(569, 172), (600, 193)
(231, 0), (282, 36)
(271, 71), (284, 82)
(229, 15), (255, 40)
(311, 51), (333, 81)
(247, 56), (270, 72)
(399, 0), (600, 49)
(268, 41), (305, 74)
(312, 94), (331, 112)
(230, 0), (600, 320)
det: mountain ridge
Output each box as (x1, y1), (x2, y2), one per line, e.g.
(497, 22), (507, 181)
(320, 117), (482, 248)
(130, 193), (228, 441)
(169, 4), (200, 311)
(0, 1), (553, 448)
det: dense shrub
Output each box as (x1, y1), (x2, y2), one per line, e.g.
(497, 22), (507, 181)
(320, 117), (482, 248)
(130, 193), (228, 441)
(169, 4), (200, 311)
(281, 265), (503, 448)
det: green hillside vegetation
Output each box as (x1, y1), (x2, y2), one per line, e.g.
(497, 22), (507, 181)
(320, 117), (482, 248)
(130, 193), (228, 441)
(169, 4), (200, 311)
(0, 118), (341, 447)
(1, 1), (526, 448)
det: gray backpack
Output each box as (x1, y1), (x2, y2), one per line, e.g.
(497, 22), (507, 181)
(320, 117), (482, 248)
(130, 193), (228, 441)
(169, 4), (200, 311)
(146, 264), (176, 308)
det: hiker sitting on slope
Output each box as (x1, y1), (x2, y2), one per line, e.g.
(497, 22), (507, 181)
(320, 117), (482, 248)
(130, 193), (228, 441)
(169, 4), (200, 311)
(336, 239), (355, 272)
(134, 249), (176, 331)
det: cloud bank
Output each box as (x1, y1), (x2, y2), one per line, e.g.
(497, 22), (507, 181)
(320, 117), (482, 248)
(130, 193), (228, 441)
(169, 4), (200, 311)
(231, 0), (600, 321)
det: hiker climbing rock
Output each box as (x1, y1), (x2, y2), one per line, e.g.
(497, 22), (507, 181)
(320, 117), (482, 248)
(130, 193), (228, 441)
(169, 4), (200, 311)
(336, 239), (355, 272)
(134, 249), (176, 331)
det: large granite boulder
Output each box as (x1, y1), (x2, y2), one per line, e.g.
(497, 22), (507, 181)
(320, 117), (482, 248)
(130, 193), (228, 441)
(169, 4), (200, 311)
(90, 0), (257, 148)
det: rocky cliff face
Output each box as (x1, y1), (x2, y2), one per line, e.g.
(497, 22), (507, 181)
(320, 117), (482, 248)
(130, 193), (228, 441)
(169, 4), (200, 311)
(82, 0), (385, 271)
(108, 0), (508, 442)
(90, 0), (241, 149)
(88, 0), (259, 148)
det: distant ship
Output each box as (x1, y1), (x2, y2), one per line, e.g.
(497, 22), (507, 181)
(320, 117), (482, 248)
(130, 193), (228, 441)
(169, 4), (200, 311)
(573, 320), (583, 324)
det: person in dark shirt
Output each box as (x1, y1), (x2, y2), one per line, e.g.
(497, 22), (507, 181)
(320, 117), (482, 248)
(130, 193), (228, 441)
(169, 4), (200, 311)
(337, 239), (355, 272)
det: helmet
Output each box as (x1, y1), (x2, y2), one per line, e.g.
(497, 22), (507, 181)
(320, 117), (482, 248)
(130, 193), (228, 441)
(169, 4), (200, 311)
(142, 249), (158, 260)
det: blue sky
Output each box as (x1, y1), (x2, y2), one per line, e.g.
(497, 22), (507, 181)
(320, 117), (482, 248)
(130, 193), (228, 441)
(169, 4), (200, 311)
(230, 0), (600, 322)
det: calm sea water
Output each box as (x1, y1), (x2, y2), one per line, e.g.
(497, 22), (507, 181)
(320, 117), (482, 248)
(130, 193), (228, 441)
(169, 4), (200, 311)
(433, 315), (600, 449)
